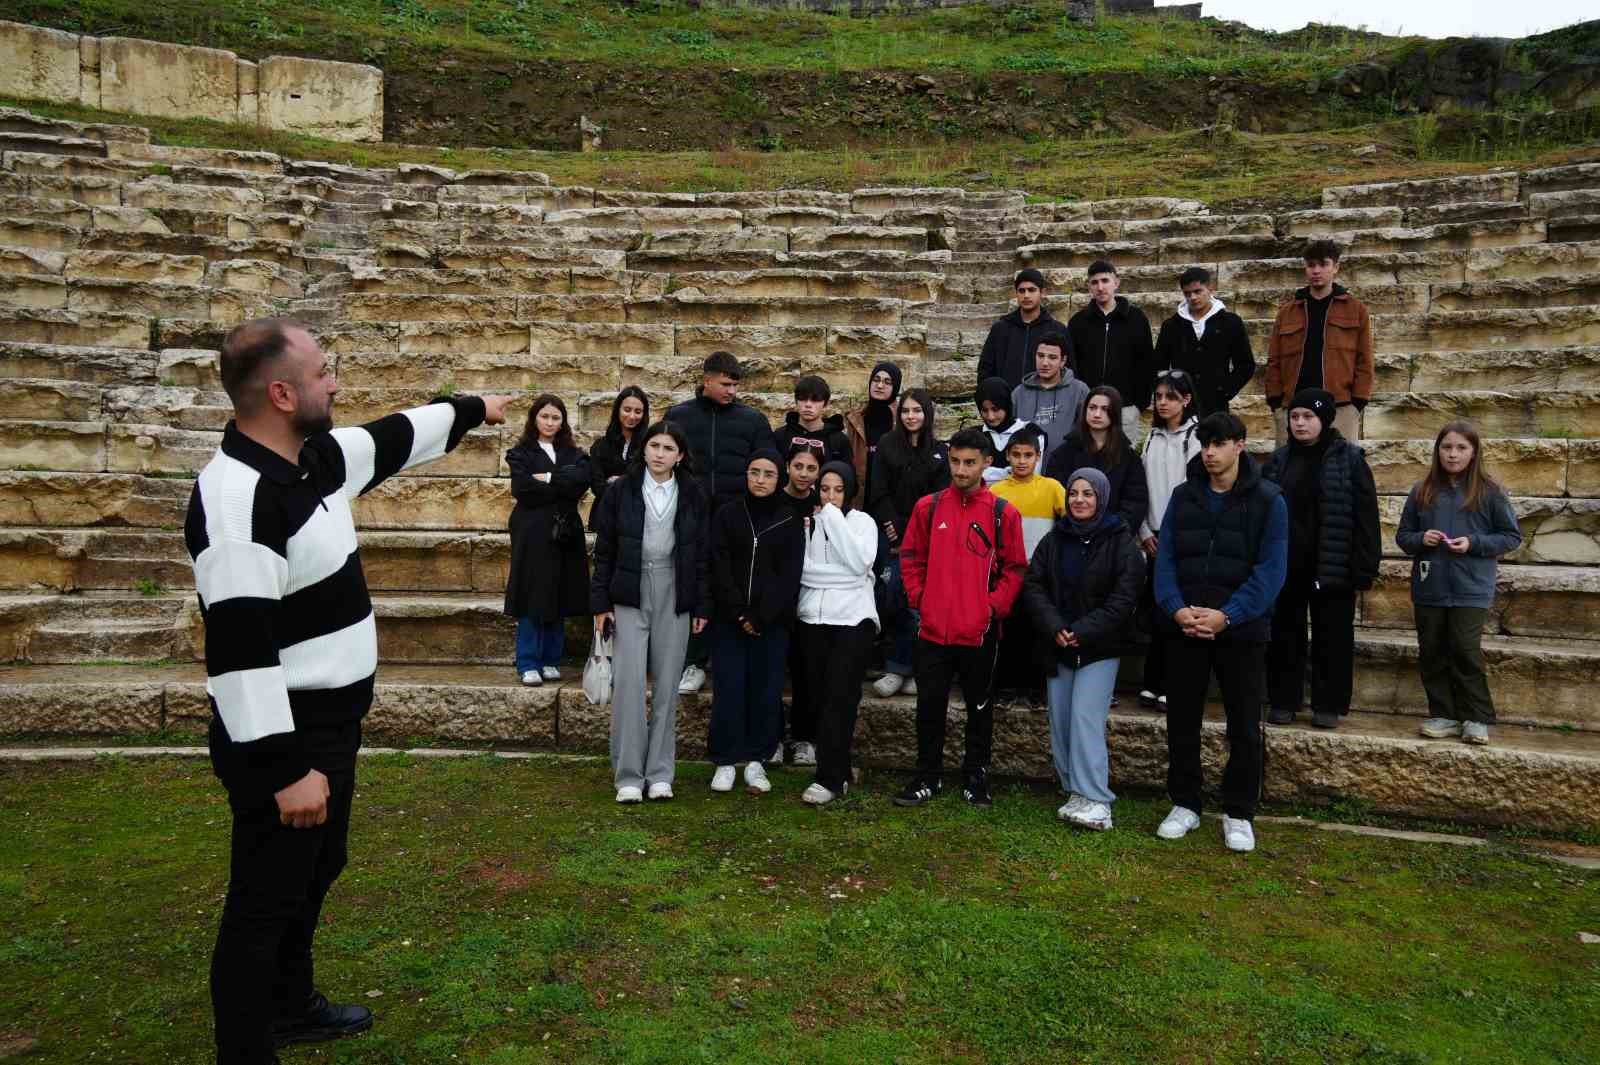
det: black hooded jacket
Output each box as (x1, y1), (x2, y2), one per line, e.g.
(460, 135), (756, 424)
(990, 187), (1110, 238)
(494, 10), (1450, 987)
(1066, 296), (1157, 412)
(1260, 428), (1381, 592)
(977, 306), (1061, 390)
(774, 411), (853, 469)
(710, 490), (806, 628)
(1153, 305), (1255, 418)
(665, 391), (775, 510)
(868, 430), (950, 542)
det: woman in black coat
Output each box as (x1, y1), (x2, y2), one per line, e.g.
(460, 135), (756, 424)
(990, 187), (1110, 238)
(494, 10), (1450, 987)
(588, 386), (649, 531)
(505, 394), (592, 686)
(1021, 466), (1144, 832)
(1045, 385), (1149, 535)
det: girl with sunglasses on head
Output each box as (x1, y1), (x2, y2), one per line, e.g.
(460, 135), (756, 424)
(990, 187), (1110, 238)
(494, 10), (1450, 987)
(1133, 369), (1201, 710)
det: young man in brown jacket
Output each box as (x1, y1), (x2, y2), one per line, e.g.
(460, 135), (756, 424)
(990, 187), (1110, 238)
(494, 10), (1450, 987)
(1265, 239), (1374, 444)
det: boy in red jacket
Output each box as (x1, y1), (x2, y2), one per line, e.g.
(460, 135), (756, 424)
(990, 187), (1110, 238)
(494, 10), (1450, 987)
(893, 427), (1029, 807)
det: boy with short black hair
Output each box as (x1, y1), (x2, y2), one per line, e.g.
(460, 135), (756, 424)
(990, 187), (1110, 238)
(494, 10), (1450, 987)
(894, 427), (1028, 808)
(774, 374), (853, 469)
(1068, 259), (1155, 447)
(1011, 328), (1087, 471)
(1153, 267), (1255, 420)
(978, 268), (1062, 390)
(1266, 238), (1374, 445)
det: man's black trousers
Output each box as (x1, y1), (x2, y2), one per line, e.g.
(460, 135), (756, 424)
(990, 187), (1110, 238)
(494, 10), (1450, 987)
(913, 634), (999, 780)
(1268, 579), (1357, 716)
(211, 735), (357, 1063)
(1163, 634), (1266, 821)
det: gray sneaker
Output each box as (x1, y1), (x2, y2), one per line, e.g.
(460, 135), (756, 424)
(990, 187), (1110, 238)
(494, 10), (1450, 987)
(1462, 721), (1490, 745)
(1419, 717), (1462, 739)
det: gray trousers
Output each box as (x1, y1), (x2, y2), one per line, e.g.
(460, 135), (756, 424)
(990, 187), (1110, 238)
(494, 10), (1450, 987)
(1046, 657), (1120, 804)
(610, 560), (691, 789)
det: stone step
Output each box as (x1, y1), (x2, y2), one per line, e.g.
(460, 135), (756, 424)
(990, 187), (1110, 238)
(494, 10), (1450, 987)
(1403, 200), (1531, 227)
(623, 248), (951, 275)
(1548, 215), (1600, 244)
(0, 133), (109, 159)
(1521, 162), (1600, 197)
(4, 662), (1595, 828)
(1362, 561), (1600, 640)
(1323, 172), (1523, 210)
(0, 106), (149, 145)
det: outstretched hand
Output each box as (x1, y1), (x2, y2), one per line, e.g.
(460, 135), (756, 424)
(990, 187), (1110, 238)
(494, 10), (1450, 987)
(480, 395), (516, 425)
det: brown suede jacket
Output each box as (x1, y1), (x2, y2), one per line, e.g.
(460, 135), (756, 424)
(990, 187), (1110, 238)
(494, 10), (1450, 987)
(1265, 286), (1375, 407)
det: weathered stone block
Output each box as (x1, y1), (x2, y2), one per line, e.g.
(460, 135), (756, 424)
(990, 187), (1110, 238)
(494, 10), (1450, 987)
(0, 309), (149, 349)
(0, 341), (155, 384)
(0, 471), (188, 527)
(1362, 437), (1567, 497)
(354, 476), (512, 530)
(788, 227), (926, 253)
(673, 324), (825, 361)
(64, 250), (206, 284)
(0, 21), (81, 103)
(105, 423), (219, 475)
(0, 680), (164, 734)
(257, 56), (382, 142)
(1323, 172), (1520, 209)
(364, 676), (556, 744)
(0, 273), (67, 309)
(99, 37), (239, 122)
(1570, 441), (1600, 498)
(0, 379), (99, 420)
(0, 419), (105, 471)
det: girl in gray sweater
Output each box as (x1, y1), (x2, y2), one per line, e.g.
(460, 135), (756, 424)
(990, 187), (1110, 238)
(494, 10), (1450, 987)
(1395, 421), (1522, 745)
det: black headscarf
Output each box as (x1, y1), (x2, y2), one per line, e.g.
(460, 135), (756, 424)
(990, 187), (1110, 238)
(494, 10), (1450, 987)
(744, 448), (786, 525)
(976, 376), (1015, 425)
(818, 460), (858, 516)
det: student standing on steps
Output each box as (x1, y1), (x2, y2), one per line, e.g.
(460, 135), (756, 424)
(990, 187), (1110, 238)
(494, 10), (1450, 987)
(1010, 328), (1087, 472)
(591, 420), (713, 805)
(869, 389), (949, 698)
(893, 427), (1028, 810)
(187, 318), (511, 1065)
(778, 438), (827, 765)
(1153, 267), (1255, 419)
(844, 361), (900, 511)
(1396, 421), (1522, 746)
(796, 462), (881, 806)
(1259, 388), (1381, 730)
(1152, 412), (1287, 854)
(504, 394), (592, 687)
(1266, 239), (1374, 445)
(1135, 369), (1202, 711)
(774, 374), (853, 469)
(977, 375), (1034, 485)
(666, 351), (775, 696)
(1067, 259), (1156, 448)
(707, 450), (806, 797)
(977, 267), (1063, 391)
(1044, 385), (1149, 535)
(588, 386), (648, 529)
(1021, 466), (1144, 832)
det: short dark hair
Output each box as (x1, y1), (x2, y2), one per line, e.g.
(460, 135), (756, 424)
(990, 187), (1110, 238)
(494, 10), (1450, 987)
(1006, 425), (1044, 455)
(219, 317), (309, 413)
(1195, 411), (1247, 445)
(1086, 259), (1117, 279)
(1031, 328), (1069, 357)
(1014, 267), (1046, 290)
(1178, 266), (1212, 289)
(794, 374), (831, 403)
(702, 350), (742, 380)
(948, 426), (992, 457)
(1302, 238), (1342, 264)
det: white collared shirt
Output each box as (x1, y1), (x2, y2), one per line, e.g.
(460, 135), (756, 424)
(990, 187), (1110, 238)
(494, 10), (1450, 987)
(644, 473), (677, 522)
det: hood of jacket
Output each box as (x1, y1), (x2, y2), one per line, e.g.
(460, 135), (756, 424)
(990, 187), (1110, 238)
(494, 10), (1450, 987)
(1177, 296), (1228, 326)
(1017, 367), (1079, 392)
(1292, 282), (1349, 301)
(783, 410), (847, 434)
(1003, 305), (1056, 330)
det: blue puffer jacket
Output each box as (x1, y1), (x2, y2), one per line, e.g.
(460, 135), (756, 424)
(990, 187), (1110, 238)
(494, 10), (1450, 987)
(1395, 482), (1521, 608)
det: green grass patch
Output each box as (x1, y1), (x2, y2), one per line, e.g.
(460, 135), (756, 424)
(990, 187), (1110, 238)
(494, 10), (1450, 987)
(1, 756), (1597, 1063)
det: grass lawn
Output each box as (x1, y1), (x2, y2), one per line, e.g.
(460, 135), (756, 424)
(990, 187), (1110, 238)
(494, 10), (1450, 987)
(1, 754), (1597, 1064)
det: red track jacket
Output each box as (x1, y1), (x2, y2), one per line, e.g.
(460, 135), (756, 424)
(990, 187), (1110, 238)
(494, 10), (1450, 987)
(900, 485), (1028, 647)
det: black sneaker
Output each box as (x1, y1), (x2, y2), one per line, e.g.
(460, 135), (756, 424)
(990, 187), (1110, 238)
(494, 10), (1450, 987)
(961, 770), (993, 807)
(1267, 707), (1296, 725)
(271, 992), (374, 1048)
(1138, 689), (1160, 709)
(1311, 710), (1340, 730)
(892, 778), (941, 807)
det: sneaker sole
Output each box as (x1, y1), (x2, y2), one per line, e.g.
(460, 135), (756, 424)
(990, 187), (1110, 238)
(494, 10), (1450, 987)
(1462, 735), (1489, 746)
(1068, 818), (1113, 832)
(272, 1015), (374, 1048)
(1420, 728), (1463, 739)
(892, 795), (933, 807)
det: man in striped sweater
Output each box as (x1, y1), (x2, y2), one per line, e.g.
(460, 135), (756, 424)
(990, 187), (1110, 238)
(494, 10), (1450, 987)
(186, 318), (512, 1064)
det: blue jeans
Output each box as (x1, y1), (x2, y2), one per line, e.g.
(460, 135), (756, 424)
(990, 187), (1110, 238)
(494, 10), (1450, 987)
(515, 618), (565, 674)
(883, 556), (921, 677)
(1047, 657), (1120, 804)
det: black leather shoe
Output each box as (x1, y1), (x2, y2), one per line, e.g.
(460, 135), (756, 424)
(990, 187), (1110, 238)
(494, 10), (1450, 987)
(271, 992), (374, 1047)
(1267, 707), (1296, 725)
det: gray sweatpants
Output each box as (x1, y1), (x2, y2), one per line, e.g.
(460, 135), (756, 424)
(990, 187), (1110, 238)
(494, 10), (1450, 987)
(1046, 657), (1121, 804)
(611, 560), (691, 790)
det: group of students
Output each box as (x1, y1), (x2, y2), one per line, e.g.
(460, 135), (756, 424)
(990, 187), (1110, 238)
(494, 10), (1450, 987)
(500, 242), (1523, 854)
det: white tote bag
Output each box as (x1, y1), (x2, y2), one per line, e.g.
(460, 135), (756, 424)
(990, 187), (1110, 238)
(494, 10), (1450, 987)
(582, 628), (614, 706)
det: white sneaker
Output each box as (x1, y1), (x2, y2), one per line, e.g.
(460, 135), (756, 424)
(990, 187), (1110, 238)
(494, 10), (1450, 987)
(770, 743), (784, 764)
(677, 665), (706, 694)
(1156, 805), (1201, 840)
(521, 670), (542, 686)
(615, 785), (642, 804)
(1419, 717), (1463, 739)
(1068, 801), (1114, 832)
(872, 672), (905, 697)
(1057, 794), (1089, 821)
(647, 781), (674, 801)
(791, 741), (817, 767)
(1223, 815), (1255, 852)
(1157, 694), (1167, 708)
(744, 761), (771, 794)
(802, 782), (838, 805)
(901, 677), (917, 696)
(541, 666), (561, 681)
(710, 765), (737, 793)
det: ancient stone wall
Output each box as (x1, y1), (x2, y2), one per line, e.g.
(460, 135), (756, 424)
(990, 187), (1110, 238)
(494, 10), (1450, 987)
(0, 21), (382, 142)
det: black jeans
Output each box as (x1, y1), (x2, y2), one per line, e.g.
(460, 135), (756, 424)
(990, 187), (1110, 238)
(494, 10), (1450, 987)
(707, 620), (789, 765)
(1139, 567), (1167, 695)
(1163, 634), (1266, 821)
(913, 635), (999, 780)
(786, 637), (817, 745)
(1414, 605), (1494, 724)
(212, 763), (356, 1064)
(1268, 579), (1357, 715)
(797, 619), (877, 793)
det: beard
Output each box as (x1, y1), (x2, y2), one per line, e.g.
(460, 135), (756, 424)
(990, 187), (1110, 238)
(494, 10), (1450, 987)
(291, 403), (334, 437)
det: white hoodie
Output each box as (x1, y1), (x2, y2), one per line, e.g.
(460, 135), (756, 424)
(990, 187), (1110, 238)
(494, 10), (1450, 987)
(982, 418), (1032, 484)
(1177, 295), (1227, 340)
(797, 503), (880, 630)
(1140, 416), (1201, 543)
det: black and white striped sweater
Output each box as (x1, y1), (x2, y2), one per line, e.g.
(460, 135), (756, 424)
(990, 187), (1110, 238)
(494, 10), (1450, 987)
(185, 396), (485, 798)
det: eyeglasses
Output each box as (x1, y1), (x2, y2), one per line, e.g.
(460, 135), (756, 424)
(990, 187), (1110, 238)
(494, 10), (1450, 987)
(790, 437), (825, 449)
(870, 373), (894, 384)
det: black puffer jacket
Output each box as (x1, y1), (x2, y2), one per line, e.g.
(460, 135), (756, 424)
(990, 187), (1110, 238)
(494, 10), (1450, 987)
(586, 433), (631, 532)
(1260, 430), (1381, 592)
(1021, 515), (1145, 668)
(1066, 297), (1156, 412)
(868, 431), (950, 545)
(665, 392), (775, 510)
(1154, 307), (1255, 418)
(1044, 432), (1150, 535)
(588, 471), (713, 618)
(977, 306), (1062, 390)
(1162, 453), (1284, 642)
(710, 495), (806, 628)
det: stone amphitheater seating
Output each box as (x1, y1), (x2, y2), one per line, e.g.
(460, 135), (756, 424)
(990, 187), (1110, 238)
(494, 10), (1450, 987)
(0, 105), (1596, 827)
